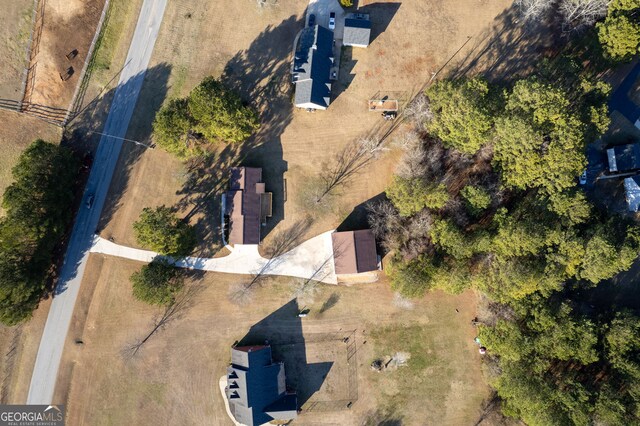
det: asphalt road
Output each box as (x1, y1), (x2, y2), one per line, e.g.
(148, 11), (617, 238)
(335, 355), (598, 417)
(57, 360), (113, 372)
(26, 0), (168, 405)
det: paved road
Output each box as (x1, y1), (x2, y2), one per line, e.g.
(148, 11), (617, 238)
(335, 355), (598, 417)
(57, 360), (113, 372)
(27, 0), (168, 405)
(90, 233), (339, 284)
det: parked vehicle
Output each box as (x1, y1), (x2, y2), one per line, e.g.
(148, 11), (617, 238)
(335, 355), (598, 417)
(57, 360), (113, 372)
(579, 170), (587, 185)
(308, 14), (315, 27)
(329, 12), (336, 30)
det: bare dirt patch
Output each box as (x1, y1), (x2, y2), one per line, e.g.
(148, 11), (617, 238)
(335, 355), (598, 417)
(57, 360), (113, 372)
(24, 0), (106, 110)
(56, 255), (489, 425)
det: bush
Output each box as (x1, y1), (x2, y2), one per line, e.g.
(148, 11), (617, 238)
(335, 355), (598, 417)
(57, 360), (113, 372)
(131, 259), (184, 306)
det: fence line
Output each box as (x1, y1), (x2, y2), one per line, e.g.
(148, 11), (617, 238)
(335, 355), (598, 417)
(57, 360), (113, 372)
(64, 0), (111, 124)
(18, 0), (43, 111)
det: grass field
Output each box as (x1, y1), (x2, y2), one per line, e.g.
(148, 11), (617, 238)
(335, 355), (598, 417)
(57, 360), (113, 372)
(0, 0), (33, 100)
(51, 255), (489, 425)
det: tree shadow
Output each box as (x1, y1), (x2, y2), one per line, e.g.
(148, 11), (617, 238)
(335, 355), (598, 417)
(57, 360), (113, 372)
(337, 192), (387, 232)
(357, 2), (401, 46)
(448, 3), (562, 83)
(237, 299), (333, 408)
(53, 63), (172, 294)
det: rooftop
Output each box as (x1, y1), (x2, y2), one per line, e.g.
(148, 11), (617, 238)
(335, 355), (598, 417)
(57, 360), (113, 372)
(292, 25), (333, 110)
(331, 229), (379, 275)
(226, 345), (297, 426)
(225, 167), (272, 245)
(344, 15), (372, 47)
(607, 143), (640, 173)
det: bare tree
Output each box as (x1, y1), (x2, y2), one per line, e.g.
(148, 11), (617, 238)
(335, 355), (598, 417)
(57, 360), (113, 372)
(559, 0), (610, 30)
(515, 0), (554, 22)
(124, 284), (203, 358)
(310, 136), (387, 206)
(403, 94), (433, 130)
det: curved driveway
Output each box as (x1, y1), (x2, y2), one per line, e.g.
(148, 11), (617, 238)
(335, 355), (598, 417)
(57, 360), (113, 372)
(27, 0), (168, 405)
(90, 231), (338, 284)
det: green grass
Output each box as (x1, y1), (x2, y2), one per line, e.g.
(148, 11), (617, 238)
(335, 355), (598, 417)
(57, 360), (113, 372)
(92, 0), (139, 73)
(169, 65), (188, 98)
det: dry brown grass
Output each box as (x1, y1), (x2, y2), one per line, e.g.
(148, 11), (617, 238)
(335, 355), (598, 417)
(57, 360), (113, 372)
(0, 0), (33, 100)
(54, 255), (489, 425)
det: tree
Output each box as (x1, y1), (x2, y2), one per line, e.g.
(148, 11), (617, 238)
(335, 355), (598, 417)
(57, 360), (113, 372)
(386, 176), (449, 217)
(426, 77), (496, 154)
(0, 140), (79, 325)
(547, 190), (591, 225)
(597, 14), (640, 61)
(388, 256), (434, 298)
(493, 79), (586, 194)
(130, 259), (185, 306)
(339, 0), (353, 6)
(559, 0), (610, 30)
(460, 185), (491, 214)
(515, 0), (553, 23)
(133, 206), (196, 256)
(580, 232), (637, 284)
(188, 77), (259, 143)
(152, 98), (196, 158)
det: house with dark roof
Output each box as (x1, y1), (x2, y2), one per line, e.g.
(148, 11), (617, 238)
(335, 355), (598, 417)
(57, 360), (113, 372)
(223, 167), (272, 245)
(607, 142), (640, 173)
(225, 345), (297, 426)
(331, 229), (380, 275)
(343, 14), (371, 48)
(292, 25), (334, 110)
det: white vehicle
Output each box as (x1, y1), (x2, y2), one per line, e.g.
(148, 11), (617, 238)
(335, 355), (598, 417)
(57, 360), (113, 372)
(329, 12), (336, 30)
(579, 170), (587, 185)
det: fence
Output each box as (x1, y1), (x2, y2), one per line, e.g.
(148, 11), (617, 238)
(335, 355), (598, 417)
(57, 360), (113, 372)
(65, 0), (111, 124)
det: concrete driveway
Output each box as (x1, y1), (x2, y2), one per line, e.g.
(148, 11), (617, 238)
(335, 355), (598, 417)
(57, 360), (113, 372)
(90, 231), (338, 284)
(307, 0), (345, 40)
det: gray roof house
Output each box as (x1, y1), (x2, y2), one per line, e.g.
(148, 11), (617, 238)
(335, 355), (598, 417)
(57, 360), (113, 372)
(292, 25), (334, 110)
(343, 14), (371, 48)
(223, 167), (272, 245)
(607, 143), (640, 173)
(225, 345), (297, 426)
(624, 176), (640, 212)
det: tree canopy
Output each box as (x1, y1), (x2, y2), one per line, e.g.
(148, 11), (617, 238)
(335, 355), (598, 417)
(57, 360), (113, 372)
(426, 77), (496, 154)
(597, 0), (640, 61)
(153, 77), (259, 158)
(386, 176), (449, 217)
(130, 259), (184, 306)
(0, 140), (80, 325)
(133, 206), (196, 256)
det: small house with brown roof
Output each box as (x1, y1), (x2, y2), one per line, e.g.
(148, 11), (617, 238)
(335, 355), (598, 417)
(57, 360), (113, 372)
(331, 229), (380, 275)
(223, 167), (272, 245)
